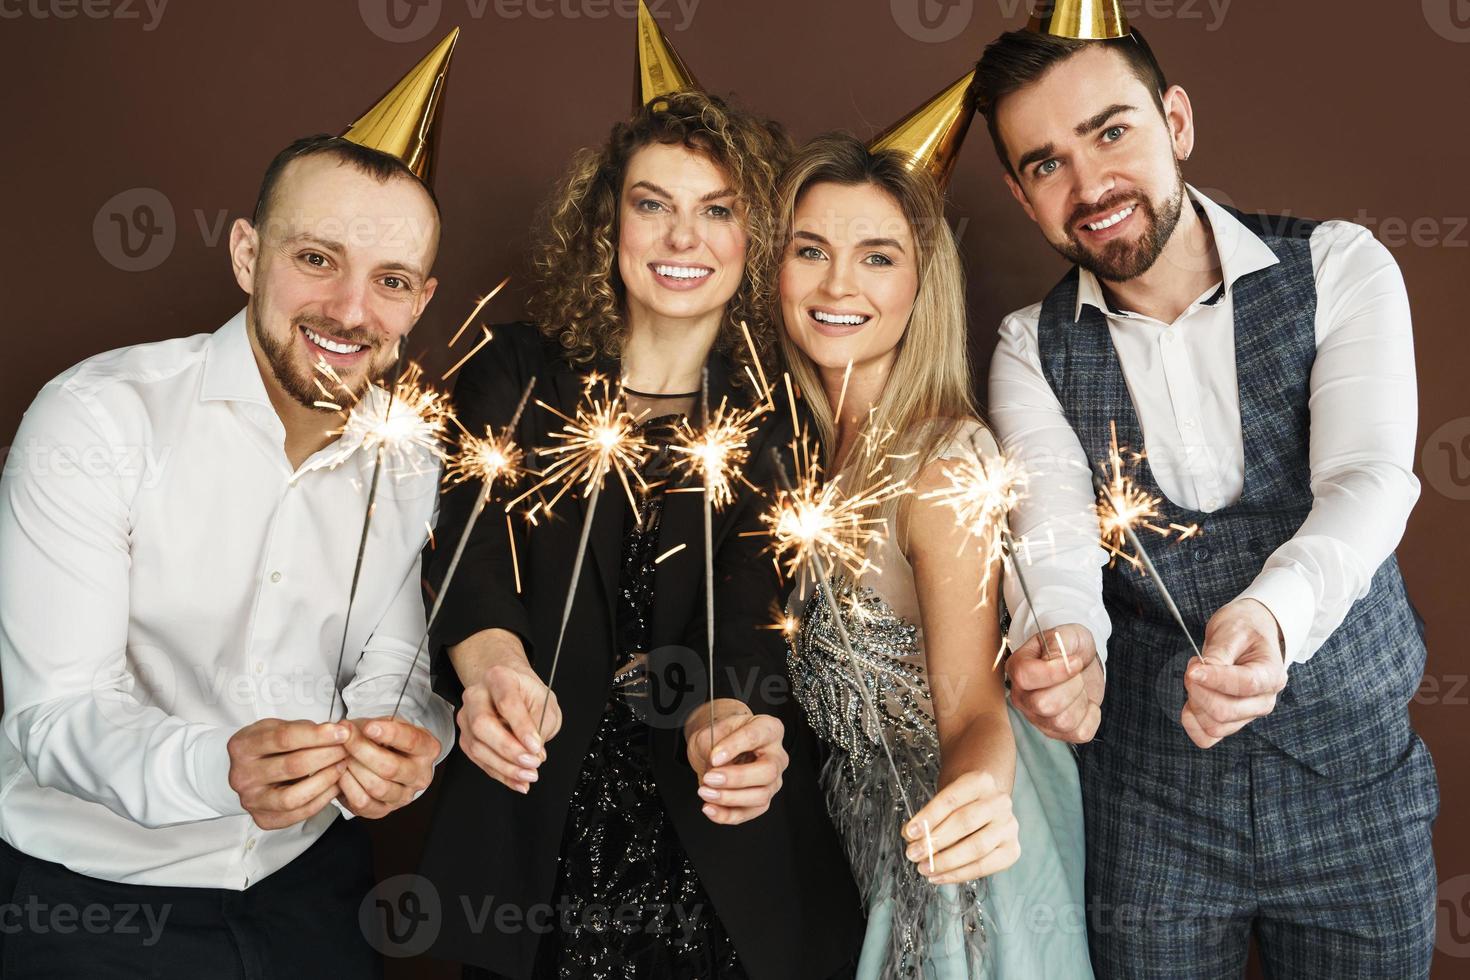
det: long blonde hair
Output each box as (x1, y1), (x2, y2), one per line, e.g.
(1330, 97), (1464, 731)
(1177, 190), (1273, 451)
(775, 133), (979, 520)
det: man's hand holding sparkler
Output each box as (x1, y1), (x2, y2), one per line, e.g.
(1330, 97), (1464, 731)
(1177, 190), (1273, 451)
(684, 699), (788, 826)
(1006, 623), (1104, 744)
(335, 717), (440, 818)
(1181, 598), (1287, 749)
(227, 719), (351, 830)
(453, 628), (561, 794)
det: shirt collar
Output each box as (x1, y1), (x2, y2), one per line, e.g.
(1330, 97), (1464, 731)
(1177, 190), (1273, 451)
(201, 307), (274, 406)
(1073, 184), (1281, 322)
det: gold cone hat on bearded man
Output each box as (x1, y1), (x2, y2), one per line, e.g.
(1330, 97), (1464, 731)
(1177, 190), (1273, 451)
(868, 68), (978, 189)
(341, 27), (460, 184)
(1027, 0), (1131, 40)
(633, 0), (701, 111)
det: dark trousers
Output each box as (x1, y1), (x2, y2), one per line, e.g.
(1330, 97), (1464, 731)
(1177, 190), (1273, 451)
(0, 817), (381, 980)
(1081, 732), (1439, 980)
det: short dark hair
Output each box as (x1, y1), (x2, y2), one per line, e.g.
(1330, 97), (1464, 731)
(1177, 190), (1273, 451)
(250, 134), (440, 227)
(974, 29), (1169, 177)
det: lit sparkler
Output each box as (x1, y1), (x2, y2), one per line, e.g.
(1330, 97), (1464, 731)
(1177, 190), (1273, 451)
(510, 375), (652, 732)
(1091, 422), (1202, 660)
(389, 378), (536, 719)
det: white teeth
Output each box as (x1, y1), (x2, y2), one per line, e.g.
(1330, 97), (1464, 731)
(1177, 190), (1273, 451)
(654, 264), (712, 280)
(812, 311), (870, 326)
(1085, 206), (1136, 232)
(303, 327), (365, 355)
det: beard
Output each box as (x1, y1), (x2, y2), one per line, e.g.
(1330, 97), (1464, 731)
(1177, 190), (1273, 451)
(248, 292), (388, 411)
(1053, 175), (1186, 284)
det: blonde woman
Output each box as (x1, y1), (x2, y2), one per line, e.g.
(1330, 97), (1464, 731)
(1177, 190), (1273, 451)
(778, 133), (1093, 979)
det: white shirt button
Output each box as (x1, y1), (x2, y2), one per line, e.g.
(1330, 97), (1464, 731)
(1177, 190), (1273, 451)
(1204, 497), (1220, 510)
(254, 662), (264, 674)
(269, 571), (282, 583)
(245, 838), (257, 851)
(1183, 418), (1197, 429)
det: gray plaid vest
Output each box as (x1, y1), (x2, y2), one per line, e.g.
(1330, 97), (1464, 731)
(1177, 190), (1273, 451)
(1036, 207), (1425, 776)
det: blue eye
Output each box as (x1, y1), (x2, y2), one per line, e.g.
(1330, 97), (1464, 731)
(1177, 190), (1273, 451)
(1036, 160), (1060, 178)
(864, 253), (894, 267)
(706, 204), (733, 220)
(1103, 126), (1126, 142)
(636, 199), (666, 213)
(796, 245), (825, 260)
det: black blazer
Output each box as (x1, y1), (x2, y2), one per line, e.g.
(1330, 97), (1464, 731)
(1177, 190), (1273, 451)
(417, 323), (863, 980)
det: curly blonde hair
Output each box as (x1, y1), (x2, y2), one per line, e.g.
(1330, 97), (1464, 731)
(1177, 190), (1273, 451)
(527, 91), (791, 375)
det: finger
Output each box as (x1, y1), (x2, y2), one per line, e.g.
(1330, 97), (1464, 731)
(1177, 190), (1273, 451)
(701, 802), (771, 826)
(1007, 637), (1092, 692)
(1183, 681), (1277, 727)
(916, 796), (1007, 857)
(357, 718), (435, 758)
(1047, 687), (1094, 736)
(1019, 674), (1087, 723)
(255, 776), (344, 830)
(260, 745), (349, 785)
(486, 667), (551, 755)
(697, 780), (781, 809)
(1180, 703), (1222, 749)
(927, 837), (1022, 884)
(1187, 659), (1283, 698)
(459, 729), (536, 792)
(345, 758), (411, 805)
(465, 706), (543, 773)
(257, 761), (345, 814)
(925, 811), (1019, 876)
(710, 715), (782, 767)
(704, 750), (784, 789)
(342, 730), (408, 784)
(240, 721), (349, 760)
(337, 769), (389, 819)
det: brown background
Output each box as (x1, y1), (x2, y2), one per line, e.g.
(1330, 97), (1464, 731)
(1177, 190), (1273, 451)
(2, 0), (1468, 976)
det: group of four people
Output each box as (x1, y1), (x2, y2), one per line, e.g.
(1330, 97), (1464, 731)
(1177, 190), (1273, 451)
(0, 10), (1437, 980)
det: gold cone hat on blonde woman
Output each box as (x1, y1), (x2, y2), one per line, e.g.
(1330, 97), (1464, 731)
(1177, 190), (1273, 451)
(868, 68), (978, 189)
(1027, 0), (1131, 39)
(633, 0), (702, 110)
(341, 27), (461, 184)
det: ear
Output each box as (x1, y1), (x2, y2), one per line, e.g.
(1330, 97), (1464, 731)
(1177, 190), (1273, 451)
(1004, 173), (1039, 225)
(1161, 84), (1196, 163)
(228, 218), (259, 296)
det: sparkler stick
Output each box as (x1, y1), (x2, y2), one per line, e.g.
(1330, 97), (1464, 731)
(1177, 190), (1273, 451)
(326, 342), (406, 724)
(699, 371), (717, 756)
(765, 446), (918, 829)
(389, 377), (536, 719)
(1091, 469), (1202, 660)
(518, 377), (651, 733)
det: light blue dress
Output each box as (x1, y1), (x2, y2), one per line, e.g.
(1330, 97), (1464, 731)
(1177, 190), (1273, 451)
(787, 429), (1093, 980)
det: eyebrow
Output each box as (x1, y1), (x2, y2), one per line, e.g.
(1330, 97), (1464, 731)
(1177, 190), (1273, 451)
(284, 234), (424, 281)
(794, 230), (906, 252)
(629, 180), (737, 202)
(1014, 103), (1140, 175)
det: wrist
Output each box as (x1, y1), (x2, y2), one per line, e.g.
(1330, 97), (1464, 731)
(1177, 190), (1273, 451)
(450, 628), (530, 687)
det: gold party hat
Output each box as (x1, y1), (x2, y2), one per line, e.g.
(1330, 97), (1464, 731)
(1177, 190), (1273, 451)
(633, 0), (701, 110)
(868, 68), (978, 188)
(1027, 0), (1131, 39)
(341, 27), (460, 184)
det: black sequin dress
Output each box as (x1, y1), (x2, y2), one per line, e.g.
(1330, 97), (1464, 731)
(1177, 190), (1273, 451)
(532, 417), (748, 980)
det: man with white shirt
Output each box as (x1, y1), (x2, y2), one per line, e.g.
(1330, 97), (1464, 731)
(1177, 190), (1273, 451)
(974, 22), (1437, 980)
(0, 31), (460, 978)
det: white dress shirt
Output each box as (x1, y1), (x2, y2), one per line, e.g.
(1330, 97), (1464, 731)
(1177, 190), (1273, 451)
(0, 309), (453, 889)
(990, 187), (1420, 668)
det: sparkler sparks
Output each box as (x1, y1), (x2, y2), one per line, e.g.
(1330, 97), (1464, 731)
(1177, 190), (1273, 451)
(329, 362), (455, 479)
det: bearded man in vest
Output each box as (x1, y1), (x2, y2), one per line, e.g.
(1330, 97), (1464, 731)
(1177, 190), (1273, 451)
(976, 15), (1438, 980)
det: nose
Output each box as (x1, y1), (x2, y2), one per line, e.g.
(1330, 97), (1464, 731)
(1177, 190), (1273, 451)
(318, 275), (371, 332)
(663, 209), (699, 253)
(1070, 151), (1118, 215)
(819, 257), (859, 301)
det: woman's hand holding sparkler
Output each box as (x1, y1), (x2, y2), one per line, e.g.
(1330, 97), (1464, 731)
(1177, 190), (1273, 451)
(904, 770), (1021, 885)
(684, 699), (789, 826)
(1181, 598), (1287, 749)
(1006, 623), (1104, 744)
(335, 717), (440, 818)
(452, 628), (561, 794)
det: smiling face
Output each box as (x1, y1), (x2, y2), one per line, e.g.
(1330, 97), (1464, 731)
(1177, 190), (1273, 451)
(779, 180), (920, 376)
(997, 44), (1191, 283)
(616, 142), (749, 325)
(230, 152), (440, 409)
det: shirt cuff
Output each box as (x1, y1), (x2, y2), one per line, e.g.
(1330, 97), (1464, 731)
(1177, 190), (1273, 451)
(1239, 566), (1316, 669)
(187, 725), (248, 818)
